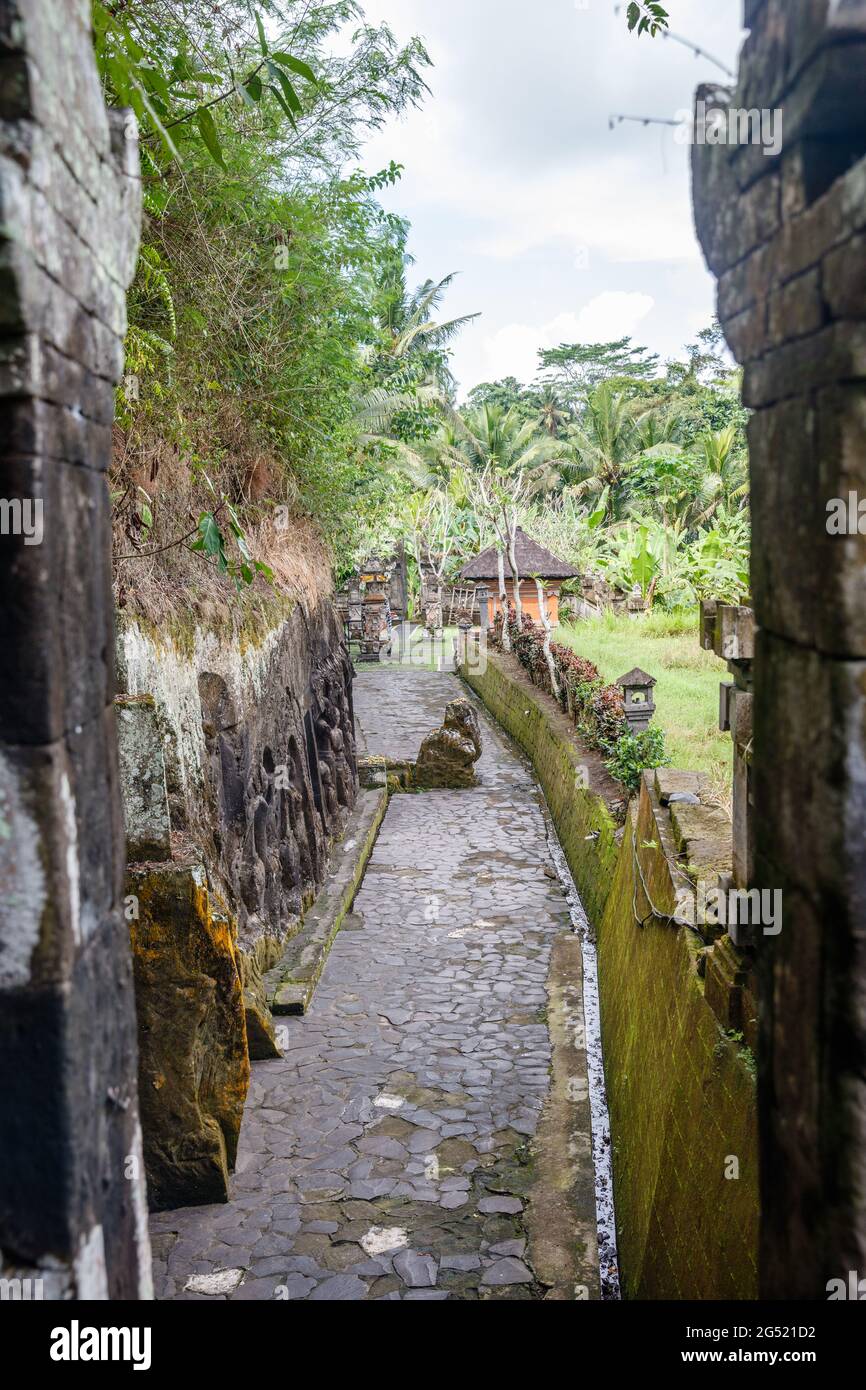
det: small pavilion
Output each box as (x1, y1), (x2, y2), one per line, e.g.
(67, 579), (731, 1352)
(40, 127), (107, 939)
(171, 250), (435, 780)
(459, 528), (577, 627)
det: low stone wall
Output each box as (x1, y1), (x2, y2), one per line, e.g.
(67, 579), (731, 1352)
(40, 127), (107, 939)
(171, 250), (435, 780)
(463, 648), (759, 1299)
(601, 781), (758, 1300)
(461, 650), (621, 927)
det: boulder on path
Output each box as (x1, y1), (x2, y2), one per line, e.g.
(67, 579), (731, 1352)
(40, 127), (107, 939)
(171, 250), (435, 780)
(415, 698), (482, 789)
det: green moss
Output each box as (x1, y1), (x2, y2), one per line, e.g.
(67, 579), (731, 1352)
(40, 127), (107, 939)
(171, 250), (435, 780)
(598, 792), (758, 1300)
(465, 649), (758, 1301)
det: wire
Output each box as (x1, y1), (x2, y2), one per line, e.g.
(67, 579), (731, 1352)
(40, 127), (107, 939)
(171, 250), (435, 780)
(630, 824), (700, 932)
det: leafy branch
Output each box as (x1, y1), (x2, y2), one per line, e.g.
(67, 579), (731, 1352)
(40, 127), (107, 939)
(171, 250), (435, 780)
(624, 2), (670, 37)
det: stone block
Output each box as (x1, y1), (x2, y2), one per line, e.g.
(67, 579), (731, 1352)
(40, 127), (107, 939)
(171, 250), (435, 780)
(704, 934), (756, 1038)
(712, 604), (756, 663)
(766, 267), (824, 347)
(824, 230), (866, 318)
(115, 695), (171, 863)
(668, 801), (733, 882)
(653, 768), (707, 806)
(128, 862), (250, 1211)
(750, 386), (866, 656)
(0, 455), (115, 745)
(744, 322), (866, 408)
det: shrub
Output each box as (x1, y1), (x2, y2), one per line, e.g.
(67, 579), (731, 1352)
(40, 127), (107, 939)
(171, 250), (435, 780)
(604, 727), (670, 795)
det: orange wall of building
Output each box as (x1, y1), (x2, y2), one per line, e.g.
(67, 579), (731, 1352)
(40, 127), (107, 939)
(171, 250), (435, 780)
(488, 581), (561, 626)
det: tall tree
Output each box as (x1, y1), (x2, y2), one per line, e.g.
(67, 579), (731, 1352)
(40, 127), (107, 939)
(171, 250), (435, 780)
(538, 338), (659, 411)
(565, 382), (643, 519)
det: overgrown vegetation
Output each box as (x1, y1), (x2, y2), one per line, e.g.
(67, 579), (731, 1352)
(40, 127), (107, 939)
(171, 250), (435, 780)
(360, 325), (750, 612)
(490, 608), (671, 797)
(557, 611), (732, 797)
(95, 0), (448, 615)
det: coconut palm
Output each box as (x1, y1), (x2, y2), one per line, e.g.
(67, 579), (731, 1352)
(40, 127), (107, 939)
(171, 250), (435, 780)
(692, 425), (749, 523)
(453, 404), (559, 482)
(538, 387), (569, 439)
(565, 381), (642, 519)
(355, 258), (479, 444)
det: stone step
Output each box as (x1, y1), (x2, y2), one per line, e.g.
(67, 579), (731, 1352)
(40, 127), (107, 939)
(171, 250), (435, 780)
(265, 787), (388, 1016)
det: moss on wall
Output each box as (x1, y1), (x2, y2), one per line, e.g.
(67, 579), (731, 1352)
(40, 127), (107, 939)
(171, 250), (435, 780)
(600, 785), (758, 1300)
(465, 649), (759, 1300)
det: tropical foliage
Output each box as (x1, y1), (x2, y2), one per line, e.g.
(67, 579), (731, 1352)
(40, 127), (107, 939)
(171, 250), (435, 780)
(363, 326), (751, 610)
(97, 0), (436, 597)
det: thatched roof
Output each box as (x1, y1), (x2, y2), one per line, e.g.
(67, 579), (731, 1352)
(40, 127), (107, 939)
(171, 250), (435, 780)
(459, 528), (578, 582)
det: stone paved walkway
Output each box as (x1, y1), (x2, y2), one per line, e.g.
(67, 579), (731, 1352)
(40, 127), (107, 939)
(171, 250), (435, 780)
(151, 667), (597, 1300)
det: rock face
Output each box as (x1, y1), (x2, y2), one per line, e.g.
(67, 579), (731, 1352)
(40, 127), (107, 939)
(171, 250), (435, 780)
(116, 598), (359, 1206)
(692, 0), (866, 1298)
(415, 698), (483, 789)
(116, 696), (171, 862)
(128, 863), (250, 1211)
(0, 0), (151, 1297)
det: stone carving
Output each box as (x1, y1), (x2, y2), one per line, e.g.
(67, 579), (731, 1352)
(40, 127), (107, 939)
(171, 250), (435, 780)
(415, 698), (483, 789)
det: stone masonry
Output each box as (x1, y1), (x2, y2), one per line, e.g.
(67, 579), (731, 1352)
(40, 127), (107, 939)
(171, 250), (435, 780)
(0, 0), (149, 1295)
(693, 0), (866, 1297)
(150, 669), (601, 1300)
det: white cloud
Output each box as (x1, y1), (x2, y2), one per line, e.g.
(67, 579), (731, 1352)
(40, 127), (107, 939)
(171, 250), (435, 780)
(352, 0), (743, 392)
(478, 293), (656, 387)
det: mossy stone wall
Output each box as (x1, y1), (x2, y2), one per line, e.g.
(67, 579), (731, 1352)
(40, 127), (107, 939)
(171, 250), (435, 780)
(464, 649), (759, 1299)
(600, 784), (758, 1299)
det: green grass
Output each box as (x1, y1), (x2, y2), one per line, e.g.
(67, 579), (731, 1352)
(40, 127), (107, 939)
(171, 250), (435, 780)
(557, 610), (733, 795)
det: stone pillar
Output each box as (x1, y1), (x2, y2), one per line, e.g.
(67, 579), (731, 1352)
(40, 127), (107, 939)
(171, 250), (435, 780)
(693, 0), (866, 1298)
(0, 0), (149, 1296)
(358, 559), (391, 662)
(702, 602), (756, 910)
(477, 584), (491, 631)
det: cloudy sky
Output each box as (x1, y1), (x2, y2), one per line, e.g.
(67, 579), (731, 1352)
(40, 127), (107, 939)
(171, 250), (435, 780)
(353, 0), (745, 398)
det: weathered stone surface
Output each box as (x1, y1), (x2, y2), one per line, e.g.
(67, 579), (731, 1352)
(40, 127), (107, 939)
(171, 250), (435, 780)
(481, 1257), (533, 1286)
(116, 695), (171, 862)
(128, 862), (250, 1211)
(149, 668), (599, 1302)
(393, 1249), (438, 1288)
(0, 0), (149, 1298)
(118, 603), (359, 1040)
(693, 0), (866, 1298)
(414, 697), (483, 789)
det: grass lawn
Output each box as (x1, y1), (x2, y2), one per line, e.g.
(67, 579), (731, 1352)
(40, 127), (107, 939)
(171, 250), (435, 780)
(557, 610), (733, 799)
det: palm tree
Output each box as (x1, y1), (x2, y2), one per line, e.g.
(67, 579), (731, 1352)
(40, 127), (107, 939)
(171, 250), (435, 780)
(565, 381), (641, 519)
(355, 258), (479, 442)
(693, 425), (749, 524)
(454, 404), (558, 480)
(370, 257), (479, 394)
(539, 387), (568, 439)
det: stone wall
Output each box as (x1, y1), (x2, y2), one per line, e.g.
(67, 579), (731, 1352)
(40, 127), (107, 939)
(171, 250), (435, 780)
(116, 597), (358, 1207)
(692, 0), (866, 1297)
(0, 0), (151, 1295)
(463, 649), (759, 1298)
(599, 780), (758, 1301)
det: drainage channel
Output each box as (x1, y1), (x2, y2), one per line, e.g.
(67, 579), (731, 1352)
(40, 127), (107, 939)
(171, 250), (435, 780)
(544, 816), (621, 1301)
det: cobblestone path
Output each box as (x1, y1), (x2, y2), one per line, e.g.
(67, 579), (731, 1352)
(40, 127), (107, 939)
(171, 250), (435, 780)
(151, 667), (598, 1300)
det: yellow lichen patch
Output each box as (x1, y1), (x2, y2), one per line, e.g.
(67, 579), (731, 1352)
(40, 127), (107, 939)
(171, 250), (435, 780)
(127, 862), (250, 1211)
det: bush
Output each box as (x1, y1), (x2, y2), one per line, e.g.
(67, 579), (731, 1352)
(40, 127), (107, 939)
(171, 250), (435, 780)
(604, 727), (670, 795)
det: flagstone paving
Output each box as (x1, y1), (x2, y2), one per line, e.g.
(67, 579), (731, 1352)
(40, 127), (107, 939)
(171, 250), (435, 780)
(150, 666), (595, 1300)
